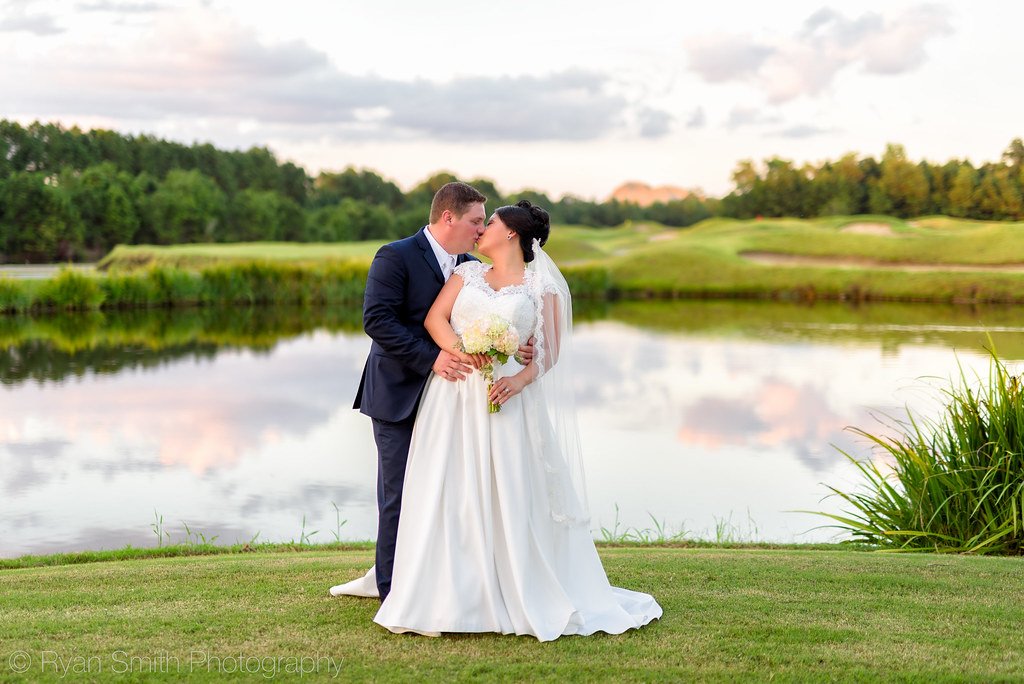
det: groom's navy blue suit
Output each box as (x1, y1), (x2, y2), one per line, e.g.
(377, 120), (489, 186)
(354, 227), (477, 600)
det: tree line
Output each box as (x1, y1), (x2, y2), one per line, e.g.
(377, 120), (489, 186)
(721, 140), (1024, 221)
(0, 120), (717, 263)
(1, 119), (1022, 263)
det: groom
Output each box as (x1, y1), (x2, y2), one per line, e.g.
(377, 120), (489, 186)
(353, 181), (487, 601)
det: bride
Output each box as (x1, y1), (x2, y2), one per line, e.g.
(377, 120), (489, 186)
(332, 200), (662, 641)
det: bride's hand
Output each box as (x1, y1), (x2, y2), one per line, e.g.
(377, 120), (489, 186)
(489, 375), (525, 406)
(517, 336), (535, 363)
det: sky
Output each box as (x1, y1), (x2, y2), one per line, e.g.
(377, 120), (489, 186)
(2, 0), (1022, 200)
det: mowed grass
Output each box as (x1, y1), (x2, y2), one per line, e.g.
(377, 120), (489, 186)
(97, 241), (382, 269)
(3, 547), (1024, 682)
(585, 216), (1024, 301)
(671, 215), (1024, 265)
(91, 215), (1024, 303)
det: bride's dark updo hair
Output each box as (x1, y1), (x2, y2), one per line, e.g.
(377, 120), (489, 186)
(495, 199), (550, 263)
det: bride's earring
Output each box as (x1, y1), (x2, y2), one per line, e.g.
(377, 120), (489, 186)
(507, 233), (513, 240)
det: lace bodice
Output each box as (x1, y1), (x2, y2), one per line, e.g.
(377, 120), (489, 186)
(450, 262), (539, 345)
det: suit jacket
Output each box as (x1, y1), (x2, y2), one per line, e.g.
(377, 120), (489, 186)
(354, 227), (477, 422)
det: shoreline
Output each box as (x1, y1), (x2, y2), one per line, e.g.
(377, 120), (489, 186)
(0, 539), (865, 571)
(14, 214), (1024, 308)
(9, 258), (1024, 313)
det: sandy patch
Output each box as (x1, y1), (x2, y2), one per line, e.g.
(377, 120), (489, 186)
(648, 232), (676, 242)
(839, 222), (911, 237)
(739, 251), (1024, 273)
(0, 264), (95, 279)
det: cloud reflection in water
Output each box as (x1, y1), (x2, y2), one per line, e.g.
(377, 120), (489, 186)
(0, 316), (1013, 556)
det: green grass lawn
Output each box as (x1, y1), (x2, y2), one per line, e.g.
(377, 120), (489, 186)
(3, 547), (1024, 682)
(91, 215), (1024, 304)
(597, 216), (1024, 301)
(98, 241), (382, 269)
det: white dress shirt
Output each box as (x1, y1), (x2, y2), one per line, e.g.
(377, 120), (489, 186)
(424, 226), (457, 281)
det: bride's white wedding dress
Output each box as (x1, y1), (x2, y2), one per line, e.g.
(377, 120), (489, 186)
(332, 260), (662, 641)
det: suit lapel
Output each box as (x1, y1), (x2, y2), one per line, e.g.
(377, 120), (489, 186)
(414, 227), (445, 285)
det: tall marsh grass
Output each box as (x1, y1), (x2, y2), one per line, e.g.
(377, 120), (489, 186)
(0, 277), (34, 313)
(0, 260), (369, 314)
(819, 347), (1024, 554)
(561, 263), (614, 298)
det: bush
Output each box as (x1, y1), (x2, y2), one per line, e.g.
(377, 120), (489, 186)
(561, 264), (613, 298)
(0, 277), (33, 313)
(820, 347), (1024, 554)
(103, 271), (160, 308)
(145, 265), (204, 306)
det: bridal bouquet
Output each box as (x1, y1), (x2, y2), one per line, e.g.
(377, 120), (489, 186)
(461, 314), (520, 413)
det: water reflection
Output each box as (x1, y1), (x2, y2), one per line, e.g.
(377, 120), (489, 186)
(2, 301), (1023, 557)
(0, 306), (363, 387)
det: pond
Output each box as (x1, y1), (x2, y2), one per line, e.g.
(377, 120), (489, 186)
(3, 300), (1023, 558)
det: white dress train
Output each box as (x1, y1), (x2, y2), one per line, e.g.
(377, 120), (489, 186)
(332, 262), (662, 641)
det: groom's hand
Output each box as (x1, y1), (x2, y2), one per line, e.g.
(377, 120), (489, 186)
(433, 349), (472, 382)
(455, 350), (489, 370)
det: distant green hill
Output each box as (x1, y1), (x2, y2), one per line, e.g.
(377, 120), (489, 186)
(94, 216), (1024, 304)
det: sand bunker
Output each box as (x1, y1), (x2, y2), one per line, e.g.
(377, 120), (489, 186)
(740, 251), (1024, 272)
(839, 222), (911, 237)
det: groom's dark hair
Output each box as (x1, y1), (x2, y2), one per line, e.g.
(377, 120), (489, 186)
(430, 182), (487, 223)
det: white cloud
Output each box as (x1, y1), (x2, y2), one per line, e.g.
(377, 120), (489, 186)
(686, 107), (706, 129)
(637, 108), (673, 139)
(2, 6), (638, 143)
(386, 71), (628, 142)
(2, 0), (1019, 199)
(778, 124), (833, 139)
(726, 107), (780, 130)
(857, 4), (953, 74)
(0, 0), (64, 34)
(75, 1), (167, 12)
(685, 5), (953, 103)
(684, 32), (775, 83)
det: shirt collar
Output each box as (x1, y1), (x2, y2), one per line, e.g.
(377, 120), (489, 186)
(424, 226), (457, 269)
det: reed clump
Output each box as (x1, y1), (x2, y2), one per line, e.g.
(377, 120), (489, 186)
(820, 347), (1024, 554)
(561, 263), (614, 298)
(35, 269), (106, 310)
(0, 277), (34, 313)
